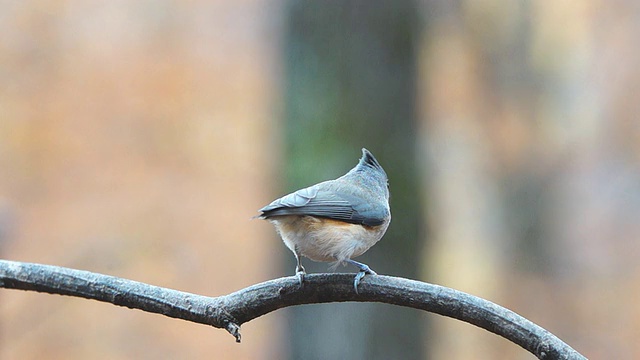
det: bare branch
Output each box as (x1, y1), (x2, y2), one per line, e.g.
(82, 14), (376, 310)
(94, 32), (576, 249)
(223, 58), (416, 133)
(0, 260), (585, 359)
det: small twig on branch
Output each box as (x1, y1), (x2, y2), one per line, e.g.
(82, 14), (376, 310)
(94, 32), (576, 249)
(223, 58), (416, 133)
(0, 260), (585, 359)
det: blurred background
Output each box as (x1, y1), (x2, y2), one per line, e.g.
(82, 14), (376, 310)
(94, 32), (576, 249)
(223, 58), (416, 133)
(1, 1), (639, 359)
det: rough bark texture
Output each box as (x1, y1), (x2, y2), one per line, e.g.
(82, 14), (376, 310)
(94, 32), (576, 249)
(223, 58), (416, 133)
(0, 260), (585, 359)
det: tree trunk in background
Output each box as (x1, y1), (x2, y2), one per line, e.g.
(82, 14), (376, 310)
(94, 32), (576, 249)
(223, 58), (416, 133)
(282, 1), (425, 359)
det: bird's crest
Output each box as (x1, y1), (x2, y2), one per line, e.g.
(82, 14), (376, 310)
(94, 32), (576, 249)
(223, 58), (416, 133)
(357, 148), (386, 176)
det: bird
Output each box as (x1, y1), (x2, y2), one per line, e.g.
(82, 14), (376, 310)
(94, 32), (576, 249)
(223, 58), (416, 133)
(257, 148), (391, 292)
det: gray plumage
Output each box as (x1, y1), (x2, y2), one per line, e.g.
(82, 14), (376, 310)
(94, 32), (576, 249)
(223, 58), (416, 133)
(257, 148), (391, 292)
(258, 148), (390, 226)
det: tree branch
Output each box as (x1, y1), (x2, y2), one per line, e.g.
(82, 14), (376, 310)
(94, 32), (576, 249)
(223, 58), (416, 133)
(0, 260), (585, 359)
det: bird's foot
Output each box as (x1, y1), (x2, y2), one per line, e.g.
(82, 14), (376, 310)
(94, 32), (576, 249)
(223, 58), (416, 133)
(295, 265), (306, 287)
(346, 259), (377, 294)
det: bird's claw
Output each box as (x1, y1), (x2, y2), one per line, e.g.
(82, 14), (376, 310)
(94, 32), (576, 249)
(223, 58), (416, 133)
(345, 259), (377, 294)
(353, 266), (377, 294)
(295, 265), (306, 287)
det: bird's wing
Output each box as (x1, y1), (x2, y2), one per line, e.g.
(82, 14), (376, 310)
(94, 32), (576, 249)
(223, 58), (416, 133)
(259, 185), (387, 226)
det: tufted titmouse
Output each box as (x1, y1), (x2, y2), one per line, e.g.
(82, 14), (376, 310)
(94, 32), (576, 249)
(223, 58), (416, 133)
(257, 148), (391, 292)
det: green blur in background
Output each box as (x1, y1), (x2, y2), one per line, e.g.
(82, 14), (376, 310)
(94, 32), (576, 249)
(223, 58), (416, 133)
(0, 1), (639, 359)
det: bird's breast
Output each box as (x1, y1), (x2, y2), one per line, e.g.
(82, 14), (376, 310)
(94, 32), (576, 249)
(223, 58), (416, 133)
(268, 215), (389, 263)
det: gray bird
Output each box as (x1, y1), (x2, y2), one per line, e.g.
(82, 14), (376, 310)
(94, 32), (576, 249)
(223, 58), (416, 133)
(257, 148), (391, 292)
